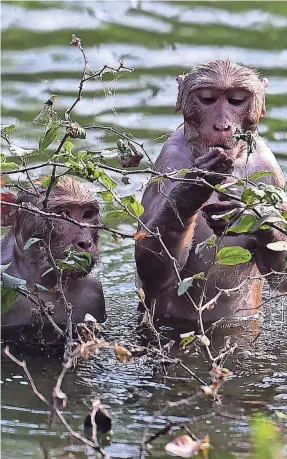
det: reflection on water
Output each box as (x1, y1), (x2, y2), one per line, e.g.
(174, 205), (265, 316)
(1, 1), (287, 458)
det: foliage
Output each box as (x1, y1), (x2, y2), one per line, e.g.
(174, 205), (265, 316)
(250, 416), (285, 459)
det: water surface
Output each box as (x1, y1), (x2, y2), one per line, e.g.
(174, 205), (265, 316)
(1, 1), (287, 458)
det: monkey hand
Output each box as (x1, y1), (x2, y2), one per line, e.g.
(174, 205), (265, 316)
(202, 199), (244, 236)
(194, 147), (234, 185)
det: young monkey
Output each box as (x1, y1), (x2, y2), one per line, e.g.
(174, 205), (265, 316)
(1, 176), (106, 342)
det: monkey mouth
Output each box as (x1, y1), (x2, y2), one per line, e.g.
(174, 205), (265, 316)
(212, 143), (232, 151)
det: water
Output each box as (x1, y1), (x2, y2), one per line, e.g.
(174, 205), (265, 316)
(1, 1), (287, 458)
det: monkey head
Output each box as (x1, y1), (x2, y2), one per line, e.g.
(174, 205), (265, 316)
(2, 176), (101, 283)
(175, 60), (268, 154)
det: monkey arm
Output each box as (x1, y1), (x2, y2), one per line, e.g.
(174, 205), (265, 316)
(254, 221), (287, 293)
(135, 134), (232, 297)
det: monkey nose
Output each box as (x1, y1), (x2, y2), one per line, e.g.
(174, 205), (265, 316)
(76, 240), (92, 251)
(213, 123), (231, 133)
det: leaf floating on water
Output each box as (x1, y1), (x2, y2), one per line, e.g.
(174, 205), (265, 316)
(112, 233), (122, 242)
(113, 345), (133, 363)
(165, 434), (210, 458)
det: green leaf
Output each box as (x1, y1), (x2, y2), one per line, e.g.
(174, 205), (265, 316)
(266, 241), (287, 251)
(63, 140), (74, 154)
(180, 332), (196, 350)
(100, 191), (114, 202)
(242, 187), (265, 205)
(1, 287), (19, 314)
(177, 272), (205, 296)
(0, 161), (19, 170)
(57, 249), (93, 272)
(77, 150), (87, 160)
(121, 195), (144, 217)
(216, 246), (252, 265)
(228, 214), (257, 234)
(1, 272), (27, 290)
(34, 283), (49, 292)
(106, 210), (128, 219)
(99, 171), (117, 190)
(248, 170), (274, 181)
(39, 123), (60, 151)
(207, 235), (217, 245)
(195, 235), (216, 255)
(1, 263), (12, 273)
(1, 125), (16, 137)
(41, 176), (52, 187)
(23, 237), (42, 250)
(251, 416), (284, 459)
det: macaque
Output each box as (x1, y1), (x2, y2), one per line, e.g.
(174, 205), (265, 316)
(1, 176), (106, 337)
(135, 60), (287, 323)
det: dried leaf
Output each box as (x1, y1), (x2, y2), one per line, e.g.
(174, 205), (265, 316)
(113, 345), (133, 363)
(112, 233), (122, 242)
(200, 385), (215, 397)
(136, 288), (145, 302)
(133, 230), (148, 241)
(165, 434), (209, 458)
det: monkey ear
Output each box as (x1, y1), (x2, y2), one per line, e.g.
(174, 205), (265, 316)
(261, 106), (266, 117)
(1, 191), (17, 226)
(175, 74), (185, 113)
(262, 77), (269, 88)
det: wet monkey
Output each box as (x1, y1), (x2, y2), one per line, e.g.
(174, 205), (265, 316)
(1, 176), (106, 336)
(135, 60), (286, 323)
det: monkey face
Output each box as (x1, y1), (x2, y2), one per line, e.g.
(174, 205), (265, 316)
(185, 87), (255, 153)
(10, 178), (102, 282)
(48, 203), (100, 270)
(176, 60), (267, 156)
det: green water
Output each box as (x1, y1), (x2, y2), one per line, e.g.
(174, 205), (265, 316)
(1, 1), (287, 458)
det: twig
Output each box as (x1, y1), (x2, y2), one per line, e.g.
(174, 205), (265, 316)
(3, 347), (106, 455)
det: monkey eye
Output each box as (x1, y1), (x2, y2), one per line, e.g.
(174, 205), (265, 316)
(227, 89), (250, 106)
(199, 96), (217, 105)
(196, 89), (218, 105)
(228, 97), (246, 106)
(83, 209), (96, 219)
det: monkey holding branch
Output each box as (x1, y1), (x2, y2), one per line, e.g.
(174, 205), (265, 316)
(135, 60), (287, 323)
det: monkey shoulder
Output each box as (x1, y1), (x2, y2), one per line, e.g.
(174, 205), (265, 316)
(249, 136), (285, 186)
(65, 273), (106, 322)
(155, 128), (192, 173)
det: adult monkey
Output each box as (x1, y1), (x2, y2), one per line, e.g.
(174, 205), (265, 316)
(135, 60), (287, 323)
(1, 176), (106, 341)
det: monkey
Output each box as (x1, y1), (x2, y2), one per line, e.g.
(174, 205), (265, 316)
(1, 176), (106, 341)
(135, 60), (287, 324)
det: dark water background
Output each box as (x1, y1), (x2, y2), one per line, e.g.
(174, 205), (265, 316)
(1, 1), (287, 458)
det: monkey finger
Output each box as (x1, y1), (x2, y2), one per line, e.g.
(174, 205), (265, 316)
(194, 148), (226, 168)
(202, 201), (243, 214)
(205, 219), (229, 236)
